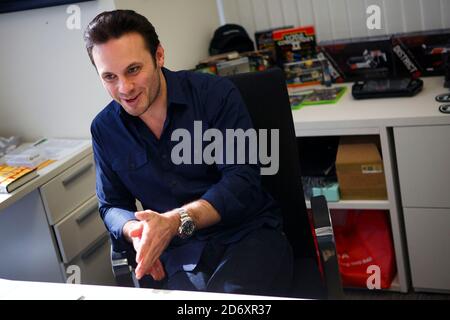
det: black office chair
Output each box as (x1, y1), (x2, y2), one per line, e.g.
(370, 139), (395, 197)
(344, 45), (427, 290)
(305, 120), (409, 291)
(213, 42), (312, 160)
(226, 68), (343, 299)
(111, 68), (343, 299)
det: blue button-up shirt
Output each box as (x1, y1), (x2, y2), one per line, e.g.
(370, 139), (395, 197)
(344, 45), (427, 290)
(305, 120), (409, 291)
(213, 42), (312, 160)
(91, 68), (281, 276)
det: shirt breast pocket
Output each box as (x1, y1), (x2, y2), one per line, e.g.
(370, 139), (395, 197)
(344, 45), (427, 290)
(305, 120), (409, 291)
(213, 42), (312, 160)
(111, 151), (149, 173)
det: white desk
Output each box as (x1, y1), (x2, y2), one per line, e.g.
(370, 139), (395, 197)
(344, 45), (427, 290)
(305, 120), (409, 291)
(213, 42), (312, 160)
(291, 77), (449, 133)
(0, 140), (92, 211)
(291, 77), (450, 293)
(0, 279), (291, 300)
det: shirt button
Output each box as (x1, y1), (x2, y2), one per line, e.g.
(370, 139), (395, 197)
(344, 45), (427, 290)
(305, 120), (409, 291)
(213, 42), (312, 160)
(171, 180), (177, 187)
(162, 154), (167, 160)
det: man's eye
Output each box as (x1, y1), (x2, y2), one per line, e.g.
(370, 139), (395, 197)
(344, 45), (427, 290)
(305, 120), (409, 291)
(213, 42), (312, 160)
(128, 66), (140, 74)
(103, 74), (116, 81)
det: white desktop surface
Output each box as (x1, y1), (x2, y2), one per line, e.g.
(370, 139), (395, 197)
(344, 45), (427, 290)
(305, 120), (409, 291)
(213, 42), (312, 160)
(0, 139), (92, 212)
(291, 77), (450, 133)
(0, 279), (293, 300)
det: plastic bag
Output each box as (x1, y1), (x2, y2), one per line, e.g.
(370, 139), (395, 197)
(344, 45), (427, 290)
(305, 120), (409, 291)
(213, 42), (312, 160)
(332, 210), (397, 289)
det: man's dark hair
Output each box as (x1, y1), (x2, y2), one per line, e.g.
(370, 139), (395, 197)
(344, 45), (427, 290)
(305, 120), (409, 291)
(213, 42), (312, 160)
(84, 10), (160, 66)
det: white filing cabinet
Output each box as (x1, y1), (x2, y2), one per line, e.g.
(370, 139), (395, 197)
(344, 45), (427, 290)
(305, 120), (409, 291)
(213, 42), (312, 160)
(394, 125), (450, 292)
(0, 145), (115, 286)
(39, 153), (116, 286)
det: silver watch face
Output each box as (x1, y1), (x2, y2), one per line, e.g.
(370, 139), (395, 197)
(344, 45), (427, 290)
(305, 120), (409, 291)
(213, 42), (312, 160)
(181, 219), (195, 236)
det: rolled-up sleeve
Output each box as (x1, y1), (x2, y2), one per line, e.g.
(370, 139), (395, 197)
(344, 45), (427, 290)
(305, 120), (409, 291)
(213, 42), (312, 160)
(91, 122), (136, 251)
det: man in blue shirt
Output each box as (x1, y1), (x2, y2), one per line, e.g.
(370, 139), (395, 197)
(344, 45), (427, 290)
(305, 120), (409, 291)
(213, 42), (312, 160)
(85, 10), (293, 296)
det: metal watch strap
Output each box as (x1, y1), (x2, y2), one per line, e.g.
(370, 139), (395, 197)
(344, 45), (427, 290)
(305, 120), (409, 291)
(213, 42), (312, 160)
(177, 207), (194, 238)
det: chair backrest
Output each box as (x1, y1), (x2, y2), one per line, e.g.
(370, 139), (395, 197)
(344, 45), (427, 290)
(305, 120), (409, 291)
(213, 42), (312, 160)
(227, 68), (316, 261)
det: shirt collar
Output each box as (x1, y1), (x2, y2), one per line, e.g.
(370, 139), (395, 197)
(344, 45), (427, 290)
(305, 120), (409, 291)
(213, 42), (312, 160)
(162, 67), (188, 107)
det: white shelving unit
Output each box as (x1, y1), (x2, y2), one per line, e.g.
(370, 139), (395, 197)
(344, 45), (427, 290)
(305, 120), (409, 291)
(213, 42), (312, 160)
(305, 199), (391, 210)
(292, 77), (450, 293)
(297, 125), (407, 292)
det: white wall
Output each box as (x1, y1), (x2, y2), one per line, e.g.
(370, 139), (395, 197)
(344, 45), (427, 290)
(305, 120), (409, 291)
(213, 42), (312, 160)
(0, 0), (115, 141)
(0, 0), (220, 141)
(221, 0), (450, 42)
(115, 0), (220, 71)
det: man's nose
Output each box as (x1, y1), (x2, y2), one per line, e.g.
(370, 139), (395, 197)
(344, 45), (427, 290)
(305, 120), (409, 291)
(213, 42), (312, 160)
(118, 78), (134, 95)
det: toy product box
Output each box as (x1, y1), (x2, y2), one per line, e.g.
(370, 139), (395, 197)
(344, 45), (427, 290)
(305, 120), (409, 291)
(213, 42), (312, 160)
(195, 51), (241, 75)
(316, 51), (345, 83)
(240, 50), (274, 72)
(216, 56), (250, 76)
(318, 36), (395, 82)
(391, 28), (450, 77)
(273, 26), (317, 66)
(283, 58), (324, 87)
(255, 26), (292, 63)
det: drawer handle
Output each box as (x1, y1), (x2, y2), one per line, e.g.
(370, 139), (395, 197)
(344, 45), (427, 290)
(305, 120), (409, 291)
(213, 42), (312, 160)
(81, 234), (109, 261)
(76, 203), (98, 224)
(62, 162), (93, 187)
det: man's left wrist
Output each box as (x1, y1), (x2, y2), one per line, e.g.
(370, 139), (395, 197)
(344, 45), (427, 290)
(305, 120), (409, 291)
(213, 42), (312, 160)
(164, 210), (182, 237)
(176, 207), (196, 239)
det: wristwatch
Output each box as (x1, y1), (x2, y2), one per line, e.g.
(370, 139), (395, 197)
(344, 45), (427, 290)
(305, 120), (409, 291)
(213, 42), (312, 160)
(177, 208), (195, 239)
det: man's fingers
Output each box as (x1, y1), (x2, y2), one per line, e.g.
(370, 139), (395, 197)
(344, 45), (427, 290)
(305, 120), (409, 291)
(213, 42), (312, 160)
(136, 245), (155, 278)
(135, 240), (160, 280)
(146, 259), (166, 281)
(153, 259), (166, 279)
(135, 210), (156, 221)
(135, 228), (149, 263)
(136, 259), (155, 280)
(129, 223), (143, 238)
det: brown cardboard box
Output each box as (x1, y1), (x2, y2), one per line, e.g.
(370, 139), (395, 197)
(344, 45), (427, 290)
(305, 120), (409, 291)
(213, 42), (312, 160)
(336, 136), (387, 200)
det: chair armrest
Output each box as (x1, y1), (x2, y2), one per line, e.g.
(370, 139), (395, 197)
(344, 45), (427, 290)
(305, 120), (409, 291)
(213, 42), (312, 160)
(310, 195), (344, 299)
(111, 247), (140, 287)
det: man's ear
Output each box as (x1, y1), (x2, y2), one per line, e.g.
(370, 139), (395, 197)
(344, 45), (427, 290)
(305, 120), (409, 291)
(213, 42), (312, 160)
(155, 45), (165, 68)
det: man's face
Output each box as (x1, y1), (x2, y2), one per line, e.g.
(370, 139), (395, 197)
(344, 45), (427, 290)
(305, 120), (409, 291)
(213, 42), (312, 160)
(92, 32), (164, 117)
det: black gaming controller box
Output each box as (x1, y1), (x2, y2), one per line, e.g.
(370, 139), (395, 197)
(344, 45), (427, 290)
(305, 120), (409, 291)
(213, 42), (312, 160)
(317, 35), (395, 83)
(391, 28), (450, 77)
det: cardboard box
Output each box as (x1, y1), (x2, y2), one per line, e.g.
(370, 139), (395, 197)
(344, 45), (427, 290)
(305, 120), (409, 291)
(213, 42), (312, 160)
(336, 136), (387, 200)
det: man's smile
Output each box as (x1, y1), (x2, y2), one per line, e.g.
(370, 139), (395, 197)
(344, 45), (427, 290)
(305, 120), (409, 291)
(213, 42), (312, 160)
(122, 92), (142, 104)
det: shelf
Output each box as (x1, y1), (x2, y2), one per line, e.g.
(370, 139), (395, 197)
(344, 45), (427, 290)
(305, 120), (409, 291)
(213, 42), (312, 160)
(305, 199), (390, 210)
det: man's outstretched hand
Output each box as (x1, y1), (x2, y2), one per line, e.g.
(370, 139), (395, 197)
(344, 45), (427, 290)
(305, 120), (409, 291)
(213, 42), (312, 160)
(125, 221), (165, 281)
(129, 210), (180, 280)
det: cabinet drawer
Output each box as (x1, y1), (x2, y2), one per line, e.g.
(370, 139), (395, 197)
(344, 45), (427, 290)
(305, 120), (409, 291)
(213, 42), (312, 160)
(394, 125), (450, 208)
(404, 208), (450, 291)
(40, 155), (96, 224)
(66, 233), (116, 286)
(54, 196), (105, 263)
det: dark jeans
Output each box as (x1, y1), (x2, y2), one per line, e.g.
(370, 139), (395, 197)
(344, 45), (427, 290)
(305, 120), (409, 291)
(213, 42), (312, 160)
(140, 227), (294, 297)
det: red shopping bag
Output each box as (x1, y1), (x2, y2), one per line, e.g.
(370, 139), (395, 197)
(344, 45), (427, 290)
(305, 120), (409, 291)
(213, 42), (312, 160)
(332, 210), (397, 289)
